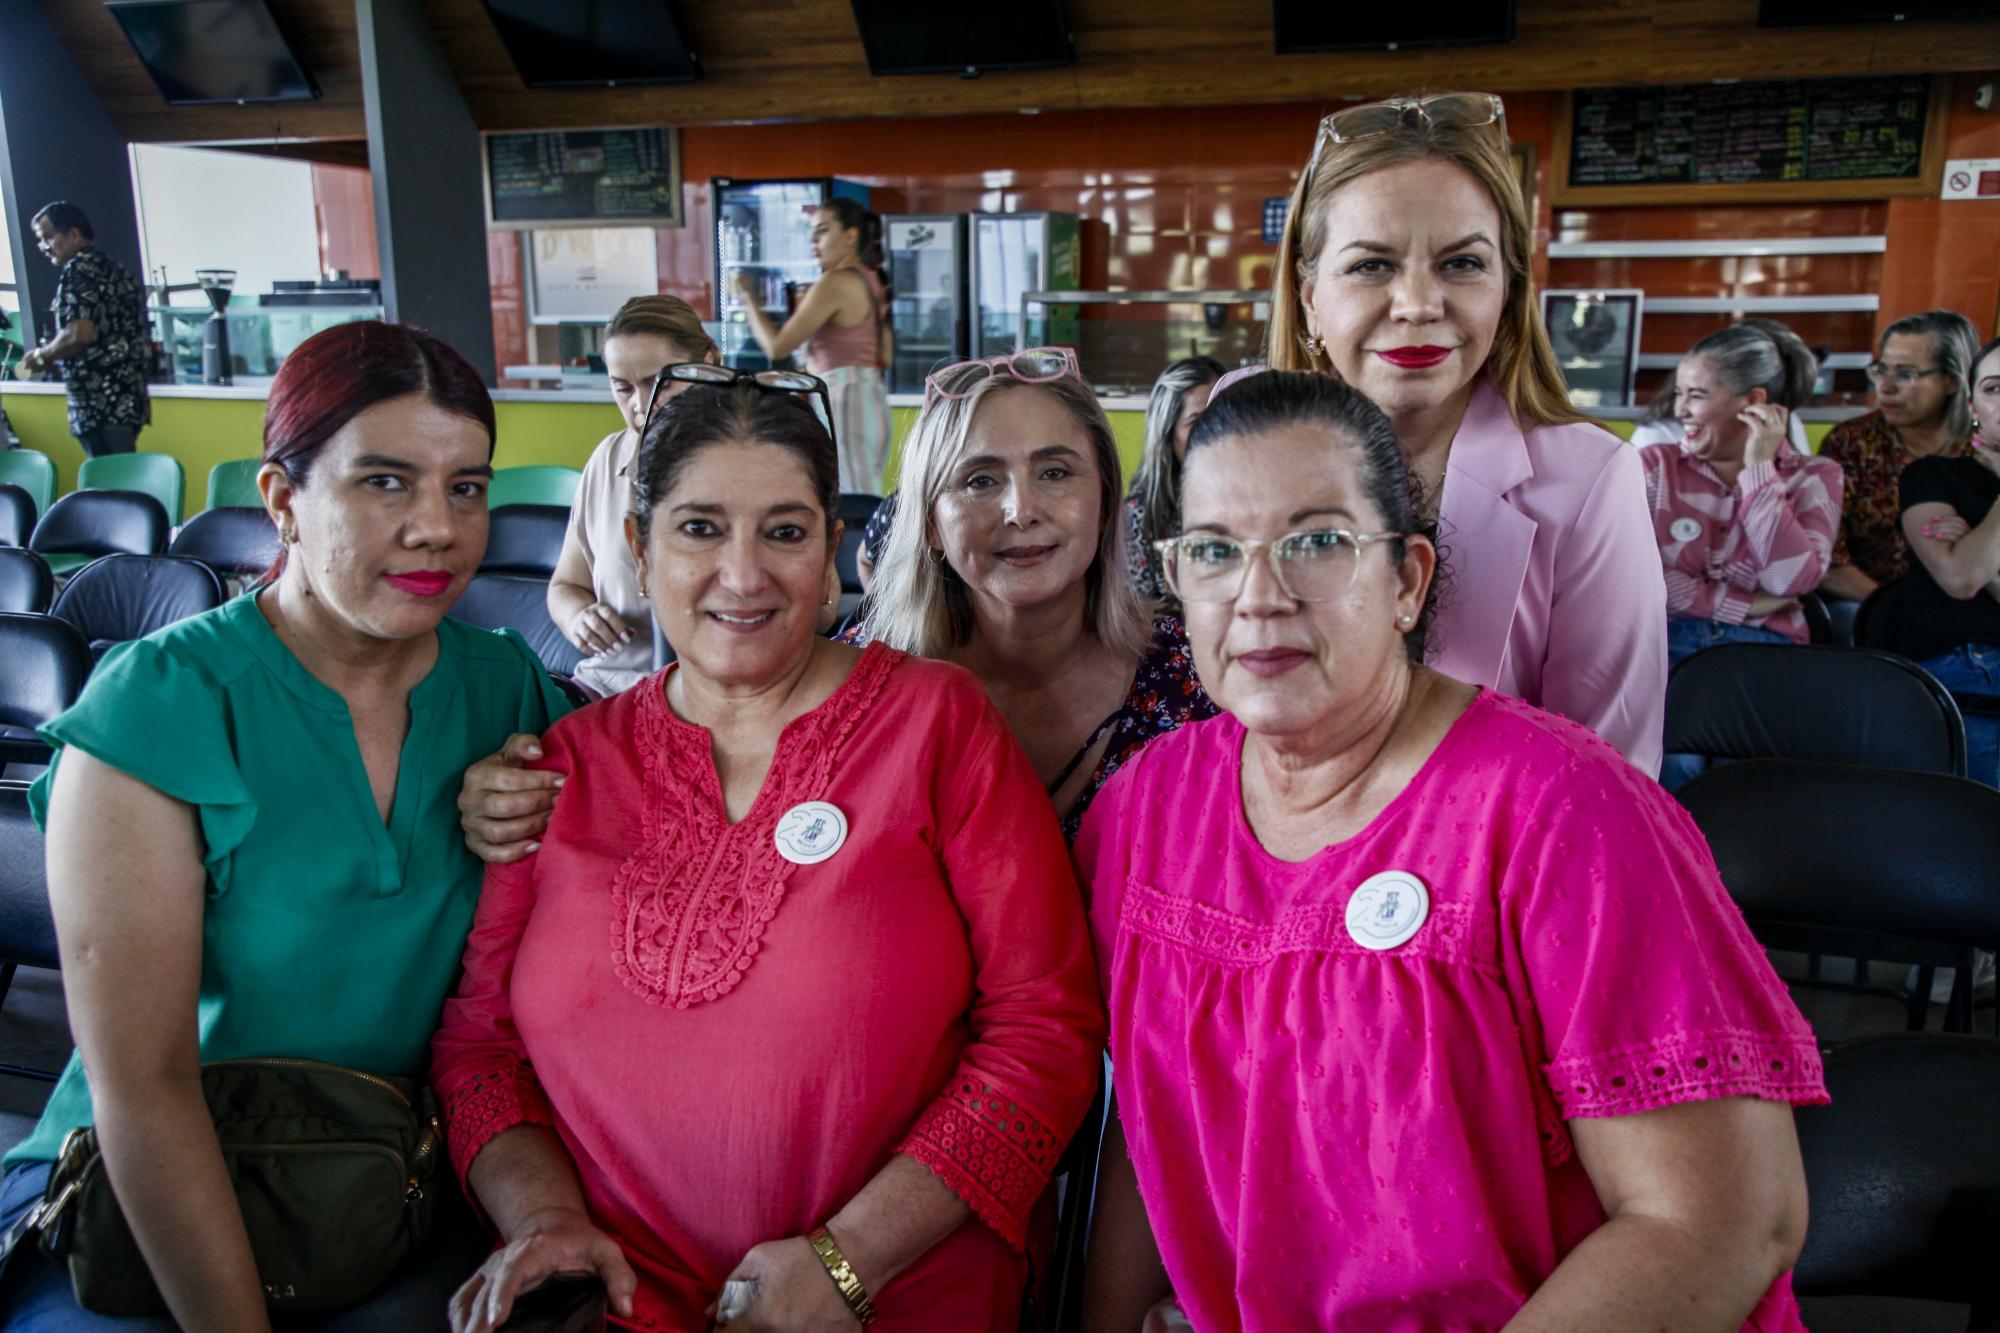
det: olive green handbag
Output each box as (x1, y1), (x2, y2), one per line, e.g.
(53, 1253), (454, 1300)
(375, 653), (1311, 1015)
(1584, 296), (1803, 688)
(26, 1057), (442, 1316)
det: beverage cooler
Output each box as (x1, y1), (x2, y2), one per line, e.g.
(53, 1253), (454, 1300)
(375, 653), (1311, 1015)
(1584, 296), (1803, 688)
(970, 211), (1081, 359)
(883, 214), (967, 394)
(712, 177), (869, 369)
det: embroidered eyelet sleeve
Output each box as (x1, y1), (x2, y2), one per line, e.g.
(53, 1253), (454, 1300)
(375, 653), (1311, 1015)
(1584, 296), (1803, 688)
(893, 707), (1107, 1251)
(1498, 751), (1827, 1162)
(431, 835), (559, 1187)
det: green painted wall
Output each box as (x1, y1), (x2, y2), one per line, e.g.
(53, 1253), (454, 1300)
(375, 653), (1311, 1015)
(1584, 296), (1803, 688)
(2, 389), (1840, 516)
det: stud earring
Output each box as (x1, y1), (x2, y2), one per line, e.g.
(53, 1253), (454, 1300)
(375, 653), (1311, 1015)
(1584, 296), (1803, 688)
(1398, 614), (1413, 628)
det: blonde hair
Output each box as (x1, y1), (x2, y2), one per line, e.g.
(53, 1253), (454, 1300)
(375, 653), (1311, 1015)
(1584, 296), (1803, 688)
(605, 294), (717, 362)
(861, 372), (1154, 661)
(1268, 101), (1586, 429)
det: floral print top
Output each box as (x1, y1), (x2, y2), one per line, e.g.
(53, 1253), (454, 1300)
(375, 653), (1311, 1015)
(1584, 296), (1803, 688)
(1056, 613), (1215, 842)
(1820, 409), (1973, 586)
(50, 245), (151, 436)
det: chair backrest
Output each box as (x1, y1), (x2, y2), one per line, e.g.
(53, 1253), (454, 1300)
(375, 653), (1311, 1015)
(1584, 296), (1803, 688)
(1793, 1033), (2000, 1319)
(205, 457), (264, 510)
(0, 613), (92, 758)
(0, 482), (36, 548)
(29, 491), (169, 561)
(488, 466), (581, 510)
(0, 549), (54, 615)
(0, 451), (56, 521)
(1663, 643), (1965, 776)
(79, 453), (184, 525)
(168, 506), (278, 579)
(50, 554), (224, 655)
(482, 504), (570, 578)
(1678, 759), (2000, 957)
(0, 783), (58, 974)
(1799, 591), (1834, 646)
(449, 573), (584, 677)
(834, 493), (882, 599)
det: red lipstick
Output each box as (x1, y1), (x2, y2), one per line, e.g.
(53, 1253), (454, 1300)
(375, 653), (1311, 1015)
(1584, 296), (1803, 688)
(385, 570), (454, 597)
(1377, 346), (1452, 369)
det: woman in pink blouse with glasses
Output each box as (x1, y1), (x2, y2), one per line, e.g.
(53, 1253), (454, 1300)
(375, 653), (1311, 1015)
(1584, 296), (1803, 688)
(1079, 370), (1822, 1333)
(1220, 91), (1667, 774)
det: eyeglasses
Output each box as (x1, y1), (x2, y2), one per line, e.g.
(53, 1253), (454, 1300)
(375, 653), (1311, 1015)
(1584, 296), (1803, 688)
(922, 346), (1082, 408)
(1154, 529), (1404, 603)
(1301, 92), (1508, 190)
(1865, 361), (1943, 388)
(639, 362), (838, 449)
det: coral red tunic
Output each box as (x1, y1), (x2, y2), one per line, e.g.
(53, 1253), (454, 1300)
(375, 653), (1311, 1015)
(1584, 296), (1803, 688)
(432, 645), (1105, 1331)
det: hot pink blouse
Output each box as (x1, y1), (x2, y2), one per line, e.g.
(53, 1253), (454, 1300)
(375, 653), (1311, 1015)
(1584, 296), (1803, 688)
(432, 645), (1105, 1331)
(1074, 690), (1826, 1333)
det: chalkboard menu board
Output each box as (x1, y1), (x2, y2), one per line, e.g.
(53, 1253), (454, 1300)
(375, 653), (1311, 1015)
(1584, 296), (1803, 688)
(484, 127), (681, 230)
(1554, 76), (1943, 205)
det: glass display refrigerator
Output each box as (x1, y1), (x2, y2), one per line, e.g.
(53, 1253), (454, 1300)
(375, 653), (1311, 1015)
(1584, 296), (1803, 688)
(883, 214), (967, 394)
(970, 211), (1081, 359)
(712, 177), (869, 370)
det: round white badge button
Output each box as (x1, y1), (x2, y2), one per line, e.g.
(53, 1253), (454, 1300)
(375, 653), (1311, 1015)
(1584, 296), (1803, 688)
(1669, 516), (1703, 544)
(1345, 871), (1430, 951)
(773, 801), (848, 866)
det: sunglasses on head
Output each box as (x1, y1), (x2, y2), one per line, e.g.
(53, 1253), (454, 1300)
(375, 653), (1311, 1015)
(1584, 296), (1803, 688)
(922, 346), (1083, 409)
(639, 362), (839, 449)
(1300, 92), (1508, 195)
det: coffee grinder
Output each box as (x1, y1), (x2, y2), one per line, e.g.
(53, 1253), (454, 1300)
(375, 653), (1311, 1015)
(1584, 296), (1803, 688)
(196, 269), (237, 385)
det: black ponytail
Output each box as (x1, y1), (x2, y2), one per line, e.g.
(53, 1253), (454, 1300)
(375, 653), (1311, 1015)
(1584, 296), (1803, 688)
(823, 198), (893, 303)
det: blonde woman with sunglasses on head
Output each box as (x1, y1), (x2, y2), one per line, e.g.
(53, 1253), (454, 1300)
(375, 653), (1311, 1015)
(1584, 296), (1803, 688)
(857, 347), (1216, 840)
(1229, 91), (1667, 773)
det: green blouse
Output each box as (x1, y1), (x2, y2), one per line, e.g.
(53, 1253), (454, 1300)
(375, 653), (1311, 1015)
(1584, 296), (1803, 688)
(6, 594), (570, 1167)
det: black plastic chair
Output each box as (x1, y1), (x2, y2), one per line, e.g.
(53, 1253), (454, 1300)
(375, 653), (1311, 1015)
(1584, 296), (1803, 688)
(1793, 1034), (2000, 1329)
(449, 573), (584, 678)
(168, 506), (279, 580)
(1678, 759), (2000, 1034)
(1664, 643), (1965, 777)
(0, 614), (92, 767)
(0, 782), (60, 1083)
(1038, 1058), (1109, 1333)
(1799, 591), (1834, 646)
(1856, 581), (2000, 741)
(49, 554), (224, 660)
(28, 490), (170, 575)
(833, 493), (883, 626)
(0, 548), (54, 615)
(482, 505), (570, 578)
(0, 482), (35, 548)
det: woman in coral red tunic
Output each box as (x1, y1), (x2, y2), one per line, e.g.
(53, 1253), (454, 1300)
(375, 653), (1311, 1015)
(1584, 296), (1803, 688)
(432, 381), (1102, 1333)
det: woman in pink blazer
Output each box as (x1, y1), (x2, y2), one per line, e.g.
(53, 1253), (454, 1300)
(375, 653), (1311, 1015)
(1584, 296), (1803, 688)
(1219, 92), (1665, 773)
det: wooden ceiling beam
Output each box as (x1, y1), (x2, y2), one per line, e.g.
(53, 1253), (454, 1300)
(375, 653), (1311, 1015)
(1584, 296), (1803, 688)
(33, 0), (2000, 144)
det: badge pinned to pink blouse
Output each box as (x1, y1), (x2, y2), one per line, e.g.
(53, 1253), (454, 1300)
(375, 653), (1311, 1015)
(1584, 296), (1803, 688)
(774, 801), (848, 865)
(1345, 870), (1429, 951)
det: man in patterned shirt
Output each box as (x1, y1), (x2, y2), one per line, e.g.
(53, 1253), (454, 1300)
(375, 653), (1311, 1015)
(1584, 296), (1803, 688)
(19, 201), (151, 456)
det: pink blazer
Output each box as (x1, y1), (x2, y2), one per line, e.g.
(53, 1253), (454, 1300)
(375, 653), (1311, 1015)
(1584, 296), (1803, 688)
(1208, 367), (1666, 774)
(1428, 375), (1666, 774)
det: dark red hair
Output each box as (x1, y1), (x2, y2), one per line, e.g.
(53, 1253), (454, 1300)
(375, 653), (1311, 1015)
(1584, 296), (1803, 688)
(264, 320), (494, 485)
(260, 321), (494, 581)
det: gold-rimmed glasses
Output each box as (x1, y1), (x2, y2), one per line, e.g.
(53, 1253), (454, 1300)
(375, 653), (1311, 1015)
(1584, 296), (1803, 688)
(1300, 92), (1508, 193)
(1154, 528), (1405, 603)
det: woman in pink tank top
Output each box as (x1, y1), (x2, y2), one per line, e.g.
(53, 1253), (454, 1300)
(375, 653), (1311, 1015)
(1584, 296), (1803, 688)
(735, 199), (895, 493)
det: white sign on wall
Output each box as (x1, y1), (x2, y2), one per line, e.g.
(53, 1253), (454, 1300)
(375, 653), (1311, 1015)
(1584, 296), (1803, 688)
(1941, 158), (2000, 201)
(526, 228), (660, 324)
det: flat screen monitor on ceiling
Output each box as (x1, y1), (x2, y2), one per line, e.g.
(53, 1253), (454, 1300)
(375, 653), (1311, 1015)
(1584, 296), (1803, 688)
(1272, 0), (1515, 51)
(1757, 0), (1988, 22)
(849, 1), (1073, 77)
(480, 0), (701, 87)
(107, 0), (319, 105)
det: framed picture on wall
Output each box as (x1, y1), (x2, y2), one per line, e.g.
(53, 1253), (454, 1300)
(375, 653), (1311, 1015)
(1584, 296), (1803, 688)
(1541, 288), (1643, 408)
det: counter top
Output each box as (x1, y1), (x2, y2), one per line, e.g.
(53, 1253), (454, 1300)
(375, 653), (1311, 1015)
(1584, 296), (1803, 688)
(0, 377), (1868, 422)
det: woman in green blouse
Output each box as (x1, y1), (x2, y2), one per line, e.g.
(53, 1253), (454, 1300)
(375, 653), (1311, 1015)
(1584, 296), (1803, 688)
(0, 322), (568, 1332)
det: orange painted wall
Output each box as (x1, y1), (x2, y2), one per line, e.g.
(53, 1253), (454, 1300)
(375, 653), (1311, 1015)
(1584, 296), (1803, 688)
(1878, 73), (2000, 343)
(308, 164), (379, 281)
